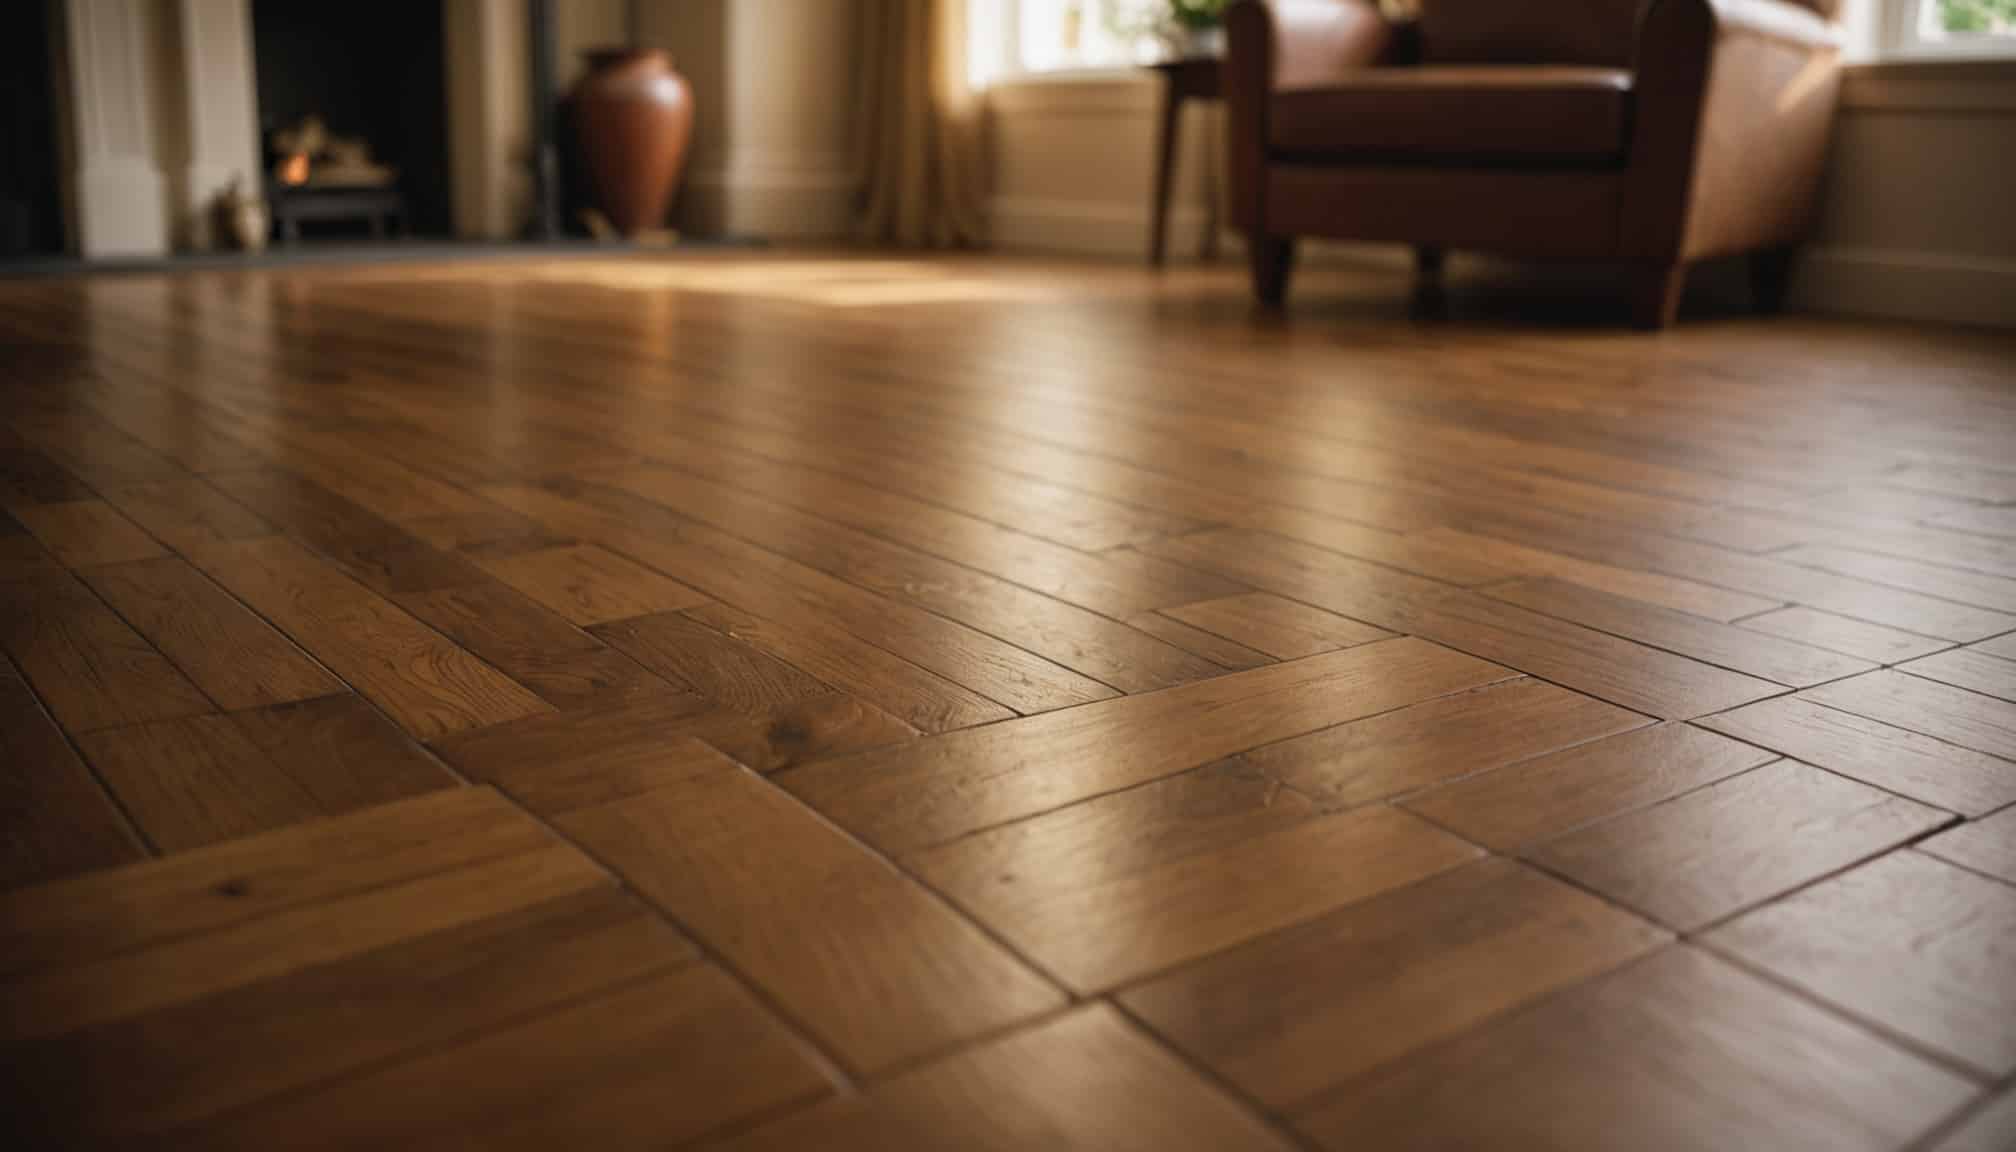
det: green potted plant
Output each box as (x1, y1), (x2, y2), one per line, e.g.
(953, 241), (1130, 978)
(1165, 0), (1229, 56)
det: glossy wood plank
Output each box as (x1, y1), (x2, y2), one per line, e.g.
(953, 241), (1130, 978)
(76, 715), (325, 852)
(1804, 669), (2016, 761)
(1528, 760), (1951, 931)
(1422, 528), (1784, 621)
(1295, 946), (1975, 1152)
(1737, 605), (1952, 664)
(722, 1005), (1291, 1152)
(226, 693), (457, 811)
(81, 555), (345, 710)
(190, 536), (549, 740)
(206, 468), (490, 596)
(603, 465), (1226, 694)
(786, 637), (1516, 855)
(0, 571), (213, 733)
(0, 674), (145, 887)
(1122, 858), (1668, 1109)
(477, 542), (708, 625)
(914, 767), (1481, 990)
(483, 482), (1109, 717)
(91, 472), (276, 557)
(1238, 676), (1647, 807)
(0, 426), (96, 508)
(1700, 695), (2016, 816)
(431, 690), (710, 788)
(1160, 591), (1393, 660)
(1488, 576), (1874, 687)
(4, 887), (698, 1143)
(682, 689), (922, 774)
(396, 579), (668, 711)
(0, 787), (540, 977)
(1147, 529), (1787, 719)
(1902, 646), (2016, 703)
(1705, 851), (2016, 1078)
(1777, 544), (2016, 614)
(14, 499), (165, 566)
(1, 836), (606, 1041)
(593, 610), (830, 711)
(170, 960), (827, 1152)
(1402, 722), (1777, 852)
(1918, 807), (2016, 884)
(1124, 610), (1276, 670)
(555, 748), (1065, 1073)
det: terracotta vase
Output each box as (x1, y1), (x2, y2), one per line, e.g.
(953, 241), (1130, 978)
(569, 49), (693, 235)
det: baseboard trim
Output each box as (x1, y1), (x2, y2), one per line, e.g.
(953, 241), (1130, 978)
(987, 196), (1215, 259)
(1793, 246), (2016, 329)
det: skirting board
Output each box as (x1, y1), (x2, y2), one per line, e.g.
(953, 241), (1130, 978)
(1790, 246), (2016, 330)
(987, 197), (1219, 260)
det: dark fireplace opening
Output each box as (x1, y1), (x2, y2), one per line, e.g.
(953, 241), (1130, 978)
(251, 0), (451, 242)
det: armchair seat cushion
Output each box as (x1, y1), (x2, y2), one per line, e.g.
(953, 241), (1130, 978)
(1270, 66), (1634, 162)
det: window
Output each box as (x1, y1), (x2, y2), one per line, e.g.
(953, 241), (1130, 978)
(969, 0), (1201, 85)
(1883, 0), (2016, 58)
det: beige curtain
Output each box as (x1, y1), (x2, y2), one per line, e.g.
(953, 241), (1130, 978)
(856, 0), (987, 247)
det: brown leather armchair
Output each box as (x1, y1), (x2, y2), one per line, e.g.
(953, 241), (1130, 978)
(1226, 0), (1844, 327)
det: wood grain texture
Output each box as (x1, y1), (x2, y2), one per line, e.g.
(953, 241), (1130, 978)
(191, 536), (549, 740)
(1147, 529), (1787, 719)
(1237, 676), (1646, 807)
(1402, 722), (1778, 852)
(1160, 592), (1393, 660)
(0, 787), (541, 978)
(1737, 605), (1951, 664)
(174, 960), (828, 1152)
(786, 637), (1516, 855)
(4, 888), (700, 1143)
(1295, 946), (1975, 1152)
(81, 555), (344, 710)
(914, 768), (1482, 990)
(6, 255), (2016, 1147)
(0, 571), (213, 733)
(1705, 851), (2016, 1078)
(1529, 760), (1951, 931)
(1918, 806), (2016, 884)
(1804, 669), (2016, 761)
(721, 1005), (1291, 1152)
(478, 542), (709, 625)
(77, 715), (325, 852)
(1488, 576), (1874, 687)
(1901, 646), (2016, 703)
(0, 674), (145, 887)
(1122, 858), (1668, 1109)
(1700, 695), (2016, 816)
(14, 499), (165, 566)
(556, 747), (1065, 1073)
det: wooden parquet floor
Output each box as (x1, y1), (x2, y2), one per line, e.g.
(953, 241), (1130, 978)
(3, 252), (2015, 1150)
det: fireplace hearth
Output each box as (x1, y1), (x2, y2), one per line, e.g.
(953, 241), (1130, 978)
(251, 0), (448, 243)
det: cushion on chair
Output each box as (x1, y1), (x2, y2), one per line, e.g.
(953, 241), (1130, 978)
(1416, 0), (1646, 66)
(1270, 67), (1634, 161)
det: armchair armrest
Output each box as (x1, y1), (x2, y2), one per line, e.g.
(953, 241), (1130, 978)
(1623, 0), (1845, 265)
(1226, 0), (1393, 230)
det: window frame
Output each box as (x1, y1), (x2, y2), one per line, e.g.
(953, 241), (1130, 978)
(1878, 0), (2016, 61)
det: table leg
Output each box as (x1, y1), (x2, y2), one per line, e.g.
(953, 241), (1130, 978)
(1150, 88), (1181, 266)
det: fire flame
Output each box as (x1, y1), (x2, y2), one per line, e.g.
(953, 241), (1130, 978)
(279, 153), (310, 186)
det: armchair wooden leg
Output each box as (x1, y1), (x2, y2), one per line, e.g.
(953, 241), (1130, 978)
(1632, 263), (1687, 330)
(1414, 246), (1446, 287)
(1750, 247), (1795, 315)
(1250, 235), (1295, 307)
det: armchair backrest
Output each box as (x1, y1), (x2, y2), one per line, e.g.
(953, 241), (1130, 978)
(1415, 0), (1646, 65)
(1415, 0), (1843, 67)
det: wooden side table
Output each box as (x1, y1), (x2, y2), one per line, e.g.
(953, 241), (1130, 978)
(1147, 55), (1223, 266)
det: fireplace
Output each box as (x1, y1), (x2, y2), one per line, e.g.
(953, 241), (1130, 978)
(251, 0), (450, 242)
